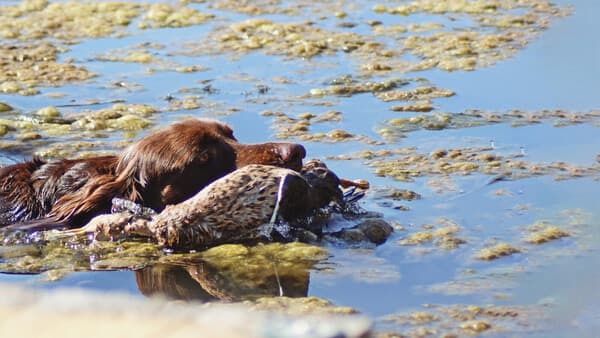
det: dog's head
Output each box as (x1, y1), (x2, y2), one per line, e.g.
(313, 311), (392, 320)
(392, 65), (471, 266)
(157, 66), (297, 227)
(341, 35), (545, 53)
(117, 119), (306, 210)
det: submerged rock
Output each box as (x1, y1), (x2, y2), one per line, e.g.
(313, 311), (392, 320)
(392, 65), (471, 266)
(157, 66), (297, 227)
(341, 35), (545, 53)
(328, 218), (393, 245)
(358, 219), (394, 244)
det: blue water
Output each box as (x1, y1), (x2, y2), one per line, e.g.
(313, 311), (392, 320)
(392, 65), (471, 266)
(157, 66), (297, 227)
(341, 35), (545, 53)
(0, 0), (598, 336)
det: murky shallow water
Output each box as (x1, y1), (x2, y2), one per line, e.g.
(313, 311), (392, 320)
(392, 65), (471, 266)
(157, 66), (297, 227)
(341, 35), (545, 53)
(0, 0), (598, 336)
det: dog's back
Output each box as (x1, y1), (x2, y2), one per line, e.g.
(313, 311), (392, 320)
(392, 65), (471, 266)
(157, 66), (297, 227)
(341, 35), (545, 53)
(0, 156), (118, 227)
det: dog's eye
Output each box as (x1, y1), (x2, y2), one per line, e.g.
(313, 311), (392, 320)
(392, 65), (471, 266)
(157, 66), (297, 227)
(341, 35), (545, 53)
(197, 149), (210, 163)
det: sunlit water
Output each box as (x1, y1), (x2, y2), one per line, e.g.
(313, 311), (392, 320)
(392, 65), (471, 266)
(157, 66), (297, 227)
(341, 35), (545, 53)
(0, 0), (598, 336)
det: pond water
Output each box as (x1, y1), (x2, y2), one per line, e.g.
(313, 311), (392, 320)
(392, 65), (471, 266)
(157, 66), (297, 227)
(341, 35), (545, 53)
(0, 0), (598, 336)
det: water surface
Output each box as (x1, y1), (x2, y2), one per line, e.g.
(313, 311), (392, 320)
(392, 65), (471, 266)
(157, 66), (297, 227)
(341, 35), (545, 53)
(0, 0), (598, 336)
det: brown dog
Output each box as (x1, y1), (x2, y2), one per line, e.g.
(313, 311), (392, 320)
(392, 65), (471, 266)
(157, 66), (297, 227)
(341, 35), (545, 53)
(0, 119), (305, 229)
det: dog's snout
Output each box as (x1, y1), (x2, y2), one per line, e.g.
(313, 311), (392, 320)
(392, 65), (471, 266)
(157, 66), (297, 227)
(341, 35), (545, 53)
(232, 141), (306, 171)
(278, 143), (306, 163)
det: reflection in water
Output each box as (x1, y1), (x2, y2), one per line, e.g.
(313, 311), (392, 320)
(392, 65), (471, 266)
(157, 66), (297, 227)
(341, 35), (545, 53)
(135, 243), (325, 301)
(135, 260), (310, 301)
(0, 240), (326, 302)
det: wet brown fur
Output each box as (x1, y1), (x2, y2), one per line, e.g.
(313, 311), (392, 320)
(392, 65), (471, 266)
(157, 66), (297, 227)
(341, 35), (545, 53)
(0, 119), (305, 229)
(93, 160), (342, 250)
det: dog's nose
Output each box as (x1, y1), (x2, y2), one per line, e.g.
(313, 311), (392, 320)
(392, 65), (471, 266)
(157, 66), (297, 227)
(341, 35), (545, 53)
(279, 143), (306, 163)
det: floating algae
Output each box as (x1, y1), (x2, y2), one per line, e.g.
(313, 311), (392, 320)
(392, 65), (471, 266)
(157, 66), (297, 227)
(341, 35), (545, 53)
(187, 0), (360, 17)
(0, 43), (95, 95)
(391, 101), (435, 112)
(96, 41), (212, 73)
(0, 1), (142, 41)
(246, 296), (357, 316)
(380, 110), (600, 136)
(329, 143), (600, 185)
(138, 3), (213, 29)
(97, 49), (159, 64)
(398, 218), (466, 251)
(371, 0), (568, 71)
(0, 239), (329, 291)
(0, 1), (215, 94)
(182, 18), (374, 58)
(0, 0), (589, 335)
(375, 86), (455, 102)
(0, 238), (161, 277)
(261, 109), (377, 144)
(525, 225), (570, 244)
(309, 77), (409, 97)
(380, 303), (546, 337)
(0, 1), (213, 41)
(174, 0), (568, 76)
(0, 103), (158, 158)
(476, 243), (521, 260)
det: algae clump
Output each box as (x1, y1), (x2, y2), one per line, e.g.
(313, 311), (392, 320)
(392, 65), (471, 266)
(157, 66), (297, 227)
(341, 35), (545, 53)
(476, 243), (521, 260)
(525, 226), (570, 244)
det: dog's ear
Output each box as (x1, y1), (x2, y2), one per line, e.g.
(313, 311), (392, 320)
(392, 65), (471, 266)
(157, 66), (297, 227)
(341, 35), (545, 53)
(49, 174), (126, 225)
(111, 122), (238, 210)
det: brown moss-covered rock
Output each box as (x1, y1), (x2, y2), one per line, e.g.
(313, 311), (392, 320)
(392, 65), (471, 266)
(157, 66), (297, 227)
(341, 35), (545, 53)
(358, 219), (394, 244)
(330, 219), (393, 245)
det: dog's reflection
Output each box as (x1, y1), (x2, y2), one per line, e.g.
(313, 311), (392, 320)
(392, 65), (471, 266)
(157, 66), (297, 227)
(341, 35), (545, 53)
(134, 243), (325, 301)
